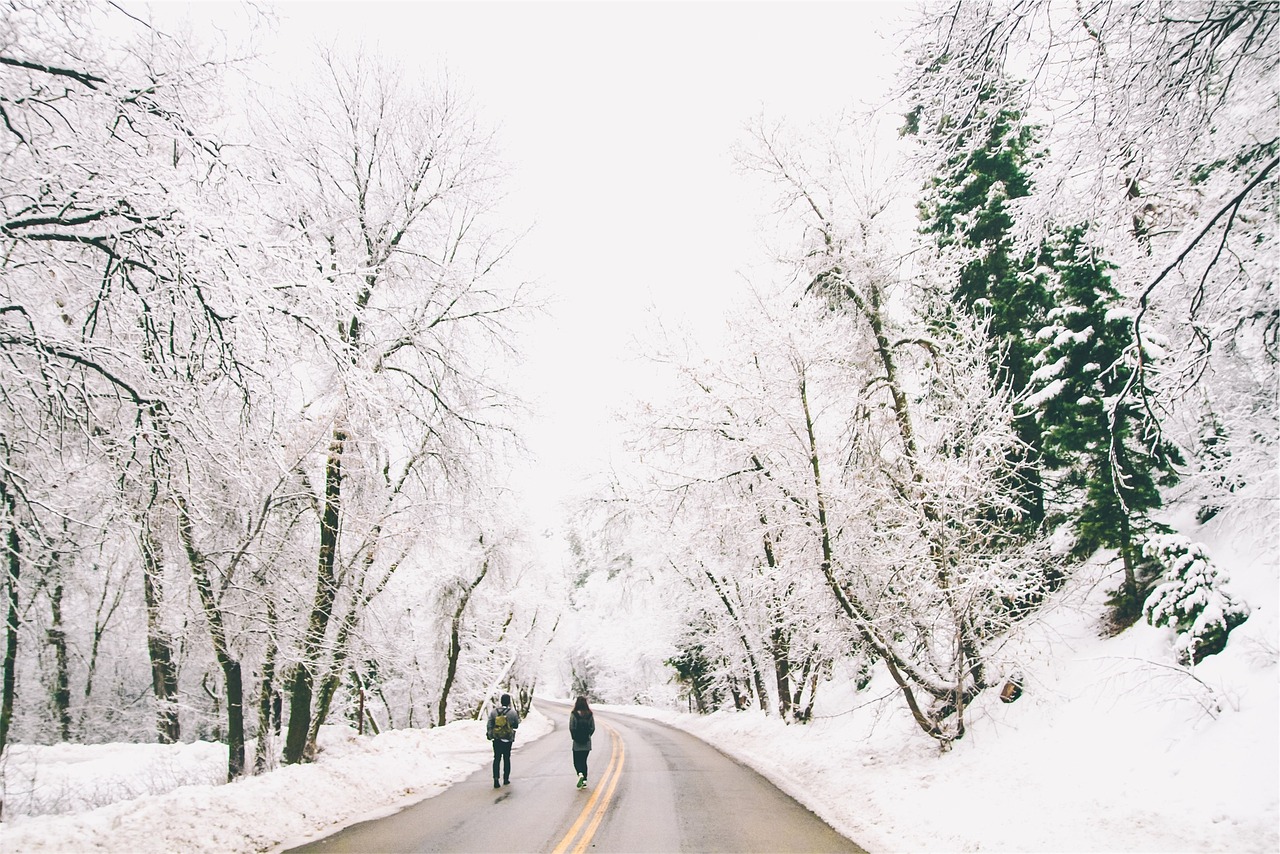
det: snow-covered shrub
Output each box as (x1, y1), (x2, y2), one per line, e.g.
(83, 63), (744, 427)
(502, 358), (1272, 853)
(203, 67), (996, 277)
(1143, 535), (1249, 665)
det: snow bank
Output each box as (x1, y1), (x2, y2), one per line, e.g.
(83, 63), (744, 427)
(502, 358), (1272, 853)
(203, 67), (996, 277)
(619, 605), (1275, 851)
(617, 511), (1279, 853)
(0, 710), (555, 853)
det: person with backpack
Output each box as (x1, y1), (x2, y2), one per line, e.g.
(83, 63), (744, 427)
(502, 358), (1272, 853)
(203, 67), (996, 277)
(568, 695), (595, 789)
(486, 693), (521, 788)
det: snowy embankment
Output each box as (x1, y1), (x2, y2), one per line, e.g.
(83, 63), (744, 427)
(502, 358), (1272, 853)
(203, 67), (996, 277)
(1, 517), (1275, 853)
(622, 513), (1278, 852)
(0, 712), (555, 853)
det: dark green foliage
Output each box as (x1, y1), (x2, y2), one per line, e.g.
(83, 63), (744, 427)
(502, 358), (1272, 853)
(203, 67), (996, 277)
(1025, 226), (1183, 620)
(917, 87), (1050, 391)
(914, 82), (1054, 528)
(1143, 535), (1250, 663)
(666, 643), (724, 714)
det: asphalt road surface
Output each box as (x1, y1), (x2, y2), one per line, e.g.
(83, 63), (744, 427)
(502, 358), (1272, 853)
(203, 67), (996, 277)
(289, 699), (866, 853)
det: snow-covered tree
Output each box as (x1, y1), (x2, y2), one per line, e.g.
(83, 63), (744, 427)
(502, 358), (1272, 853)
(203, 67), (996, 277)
(1024, 226), (1183, 621)
(734, 117), (1061, 746)
(251, 48), (528, 764)
(1143, 534), (1249, 665)
(902, 0), (1278, 541)
(1, 0), (268, 766)
(910, 75), (1054, 527)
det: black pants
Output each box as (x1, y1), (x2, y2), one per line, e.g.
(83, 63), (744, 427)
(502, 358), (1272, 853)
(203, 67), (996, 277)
(572, 748), (590, 779)
(492, 739), (512, 782)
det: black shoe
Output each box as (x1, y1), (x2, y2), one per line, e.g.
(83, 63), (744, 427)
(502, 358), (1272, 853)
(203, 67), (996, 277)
(493, 779), (500, 789)
(504, 779), (511, 785)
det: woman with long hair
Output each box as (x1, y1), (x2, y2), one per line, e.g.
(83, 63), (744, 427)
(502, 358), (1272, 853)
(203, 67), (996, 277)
(568, 696), (595, 789)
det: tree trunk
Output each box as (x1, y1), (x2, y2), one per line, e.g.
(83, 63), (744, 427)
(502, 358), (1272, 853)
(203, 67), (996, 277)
(770, 618), (793, 720)
(798, 653), (823, 723)
(176, 494), (245, 780)
(0, 480), (20, 760)
(438, 544), (491, 727)
(48, 575), (72, 741)
(308, 601), (357, 751)
(761, 526), (794, 720)
(1120, 512), (1138, 601)
(285, 426), (346, 765)
(307, 534), (407, 755)
(140, 519), (181, 744)
(830, 275), (922, 473)
(798, 367), (961, 742)
(80, 564), (123, 734)
(284, 664), (313, 763)
(700, 567), (771, 712)
(254, 597), (279, 773)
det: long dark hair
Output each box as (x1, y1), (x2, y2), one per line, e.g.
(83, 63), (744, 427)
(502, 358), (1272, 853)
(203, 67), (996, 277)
(572, 695), (591, 716)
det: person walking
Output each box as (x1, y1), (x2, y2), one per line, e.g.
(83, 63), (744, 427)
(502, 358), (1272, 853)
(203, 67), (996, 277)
(568, 695), (595, 789)
(486, 693), (520, 788)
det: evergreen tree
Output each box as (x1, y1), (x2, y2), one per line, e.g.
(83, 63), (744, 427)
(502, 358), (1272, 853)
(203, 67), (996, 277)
(1143, 534), (1249, 665)
(912, 80), (1054, 527)
(1024, 226), (1183, 621)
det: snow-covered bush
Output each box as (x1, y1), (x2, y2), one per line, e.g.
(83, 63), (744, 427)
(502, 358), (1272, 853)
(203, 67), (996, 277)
(1143, 535), (1250, 665)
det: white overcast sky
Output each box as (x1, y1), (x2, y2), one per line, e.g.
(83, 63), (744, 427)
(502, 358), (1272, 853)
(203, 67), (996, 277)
(165, 1), (914, 525)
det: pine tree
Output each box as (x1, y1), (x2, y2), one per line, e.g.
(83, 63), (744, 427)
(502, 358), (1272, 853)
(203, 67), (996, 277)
(1024, 226), (1183, 622)
(1143, 534), (1249, 665)
(913, 80), (1054, 527)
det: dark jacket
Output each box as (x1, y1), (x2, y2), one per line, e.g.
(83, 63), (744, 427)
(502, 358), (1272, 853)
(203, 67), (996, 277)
(569, 709), (595, 751)
(486, 704), (520, 742)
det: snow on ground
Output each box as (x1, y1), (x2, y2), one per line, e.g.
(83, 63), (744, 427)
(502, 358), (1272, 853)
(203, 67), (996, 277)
(0, 710), (554, 853)
(1, 512), (1275, 853)
(625, 554), (1279, 853)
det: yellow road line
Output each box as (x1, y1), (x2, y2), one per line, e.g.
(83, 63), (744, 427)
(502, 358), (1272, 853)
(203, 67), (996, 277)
(551, 722), (624, 854)
(570, 730), (625, 854)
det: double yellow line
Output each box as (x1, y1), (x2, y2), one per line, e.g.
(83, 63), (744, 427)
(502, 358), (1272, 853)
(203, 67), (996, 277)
(551, 722), (625, 854)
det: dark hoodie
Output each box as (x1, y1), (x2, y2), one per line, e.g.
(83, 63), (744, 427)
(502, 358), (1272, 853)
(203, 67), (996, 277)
(569, 708), (595, 751)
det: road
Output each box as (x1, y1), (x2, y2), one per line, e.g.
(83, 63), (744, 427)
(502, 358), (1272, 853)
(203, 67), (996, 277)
(289, 700), (866, 853)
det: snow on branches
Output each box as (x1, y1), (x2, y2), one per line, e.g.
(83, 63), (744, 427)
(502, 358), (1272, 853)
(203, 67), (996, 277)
(1143, 534), (1250, 665)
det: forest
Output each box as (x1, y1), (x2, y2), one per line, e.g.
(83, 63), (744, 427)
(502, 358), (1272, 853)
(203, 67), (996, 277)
(1, 0), (1275, 806)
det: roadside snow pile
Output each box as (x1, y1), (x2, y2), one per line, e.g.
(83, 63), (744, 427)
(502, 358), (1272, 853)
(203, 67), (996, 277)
(1, 739), (228, 818)
(0, 710), (554, 853)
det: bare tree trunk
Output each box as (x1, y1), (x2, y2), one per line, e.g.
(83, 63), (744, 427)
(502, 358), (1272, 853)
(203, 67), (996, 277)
(176, 494), (245, 781)
(1118, 512), (1139, 616)
(48, 574), (72, 741)
(761, 526), (795, 720)
(351, 669), (376, 734)
(308, 600), (357, 750)
(254, 597), (279, 773)
(140, 515), (180, 744)
(797, 367), (955, 740)
(700, 566), (771, 712)
(0, 479), (20, 761)
(307, 534), (407, 754)
(80, 563), (124, 734)
(438, 542), (491, 727)
(796, 651), (823, 722)
(285, 427), (345, 765)
(771, 618), (793, 720)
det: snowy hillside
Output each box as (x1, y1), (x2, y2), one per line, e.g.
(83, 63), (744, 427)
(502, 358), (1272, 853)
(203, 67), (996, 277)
(643, 505), (1278, 853)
